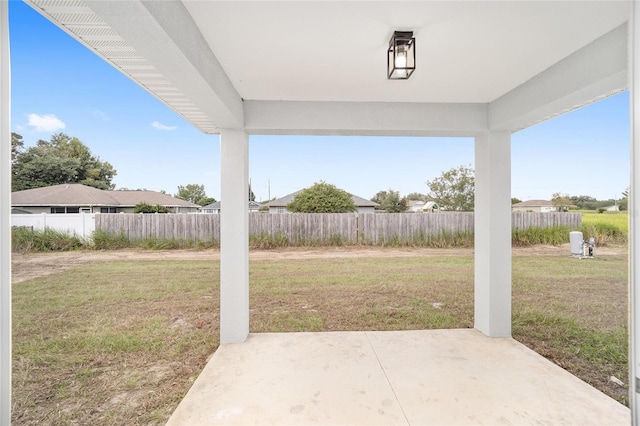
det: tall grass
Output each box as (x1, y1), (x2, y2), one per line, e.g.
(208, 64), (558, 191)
(249, 233), (290, 249)
(13, 213), (629, 253)
(374, 230), (473, 248)
(511, 226), (571, 246)
(581, 211), (628, 245)
(11, 226), (84, 253)
(92, 229), (130, 250)
(91, 229), (219, 250)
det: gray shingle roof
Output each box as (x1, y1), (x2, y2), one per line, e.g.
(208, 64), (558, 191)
(11, 184), (199, 208)
(512, 200), (553, 207)
(202, 201), (221, 209)
(109, 190), (199, 207)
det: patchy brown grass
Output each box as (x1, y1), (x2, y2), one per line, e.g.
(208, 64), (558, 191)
(512, 253), (628, 405)
(11, 248), (628, 424)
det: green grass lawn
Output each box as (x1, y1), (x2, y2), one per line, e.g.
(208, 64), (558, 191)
(12, 250), (628, 425)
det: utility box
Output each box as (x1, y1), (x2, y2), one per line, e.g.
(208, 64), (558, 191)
(570, 231), (583, 256)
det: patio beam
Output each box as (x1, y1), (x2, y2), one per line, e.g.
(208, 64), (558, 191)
(489, 23), (628, 133)
(220, 129), (250, 344)
(474, 132), (511, 338)
(0, 0), (10, 423)
(244, 101), (487, 137)
(80, 0), (243, 130)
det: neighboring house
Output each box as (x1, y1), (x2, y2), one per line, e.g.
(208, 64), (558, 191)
(407, 200), (440, 213)
(407, 200), (425, 212)
(604, 204), (620, 212)
(11, 184), (200, 214)
(266, 190), (379, 214)
(512, 200), (557, 213)
(201, 201), (261, 214)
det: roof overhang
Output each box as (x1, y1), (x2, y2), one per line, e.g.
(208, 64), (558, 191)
(24, 0), (630, 136)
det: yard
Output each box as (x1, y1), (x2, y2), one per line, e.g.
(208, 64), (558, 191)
(11, 245), (628, 425)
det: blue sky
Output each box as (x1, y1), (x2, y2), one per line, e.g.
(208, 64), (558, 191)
(9, 1), (630, 203)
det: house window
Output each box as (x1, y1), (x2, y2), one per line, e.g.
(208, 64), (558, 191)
(276, 207), (286, 214)
(100, 207), (117, 213)
(51, 207), (81, 213)
(80, 208), (91, 213)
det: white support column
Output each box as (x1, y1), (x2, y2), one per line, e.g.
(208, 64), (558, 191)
(474, 132), (512, 337)
(630, 2), (640, 422)
(0, 1), (11, 423)
(219, 129), (249, 344)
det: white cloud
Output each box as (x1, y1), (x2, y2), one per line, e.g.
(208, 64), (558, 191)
(152, 121), (177, 131)
(27, 113), (66, 132)
(91, 110), (110, 121)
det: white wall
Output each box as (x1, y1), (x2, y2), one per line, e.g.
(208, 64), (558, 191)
(12, 214), (96, 240)
(0, 1), (10, 422)
(356, 207), (376, 214)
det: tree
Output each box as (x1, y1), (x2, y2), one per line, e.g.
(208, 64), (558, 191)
(371, 189), (408, 213)
(426, 165), (475, 211)
(287, 181), (356, 213)
(620, 187), (629, 211)
(405, 192), (427, 201)
(551, 192), (572, 212)
(175, 184), (215, 206)
(11, 132), (24, 162)
(511, 197), (522, 205)
(249, 182), (256, 202)
(569, 195), (599, 210)
(11, 133), (116, 191)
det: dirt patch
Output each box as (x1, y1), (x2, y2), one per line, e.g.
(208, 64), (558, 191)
(11, 244), (626, 284)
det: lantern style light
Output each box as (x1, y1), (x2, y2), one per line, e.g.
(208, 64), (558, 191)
(387, 31), (415, 80)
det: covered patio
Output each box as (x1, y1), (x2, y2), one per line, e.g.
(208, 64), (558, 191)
(0, 0), (637, 424)
(166, 329), (628, 425)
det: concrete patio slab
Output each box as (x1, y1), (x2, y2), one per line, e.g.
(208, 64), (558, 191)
(166, 329), (629, 425)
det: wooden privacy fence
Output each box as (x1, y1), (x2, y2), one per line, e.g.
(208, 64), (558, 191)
(95, 213), (220, 242)
(95, 212), (581, 245)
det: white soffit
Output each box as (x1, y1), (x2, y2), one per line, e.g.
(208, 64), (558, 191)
(24, 0), (222, 133)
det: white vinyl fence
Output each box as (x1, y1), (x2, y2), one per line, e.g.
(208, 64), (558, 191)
(12, 213), (96, 240)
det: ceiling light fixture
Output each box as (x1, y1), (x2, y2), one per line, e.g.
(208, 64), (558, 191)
(387, 31), (415, 80)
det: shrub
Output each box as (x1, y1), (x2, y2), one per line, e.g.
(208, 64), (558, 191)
(287, 182), (356, 213)
(134, 202), (169, 213)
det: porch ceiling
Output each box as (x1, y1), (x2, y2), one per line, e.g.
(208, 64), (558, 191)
(185, 1), (627, 104)
(24, 0), (630, 135)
